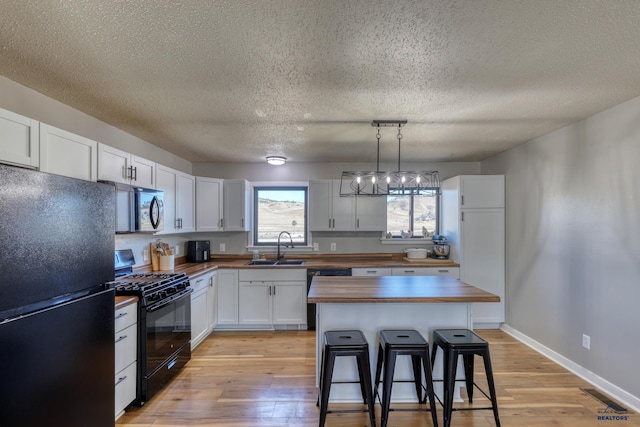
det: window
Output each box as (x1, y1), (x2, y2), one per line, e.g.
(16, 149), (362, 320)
(253, 187), (308, 246)
(386, 188), (439, 238)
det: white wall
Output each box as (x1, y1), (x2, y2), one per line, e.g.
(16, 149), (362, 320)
(481, 95), (640, 403)
(0, 76), (191, 174)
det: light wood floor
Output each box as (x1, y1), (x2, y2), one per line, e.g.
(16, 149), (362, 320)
(116, 329), (638, 426)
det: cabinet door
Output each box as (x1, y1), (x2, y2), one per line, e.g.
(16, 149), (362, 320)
(223, 179), (250, 231)
(130, 155), (155, 188)
(0, 107), (39, 168)
(156, 165), (177, 233)
(460, 175), (504, 208)
(207, 272), (217, 331)
(98, 143), (129, 183)
(177, 172), (195, 232)
(216, 270), (239, 324)
(39, 124), (98, 181)
(196, 177), (224, 231)
(239, 281), (272, 324)
(331, 180), (355, 230)
(272, 281), (306, 324)
(461, 208), (505, 323)
(191, 287), (209, 349)
(309, 180), (332, 231)
(355, 196), (386, 231)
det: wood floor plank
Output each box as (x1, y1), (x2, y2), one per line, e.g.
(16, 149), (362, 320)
(116, 329), (640, 427)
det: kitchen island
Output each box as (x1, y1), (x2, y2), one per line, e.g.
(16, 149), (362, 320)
(307, 275), (500, 402)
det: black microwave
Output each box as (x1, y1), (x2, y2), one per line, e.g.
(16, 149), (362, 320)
(100, 181), (164, 233)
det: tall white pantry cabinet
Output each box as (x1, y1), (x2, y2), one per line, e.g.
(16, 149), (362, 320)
(441, 175), (505, 327)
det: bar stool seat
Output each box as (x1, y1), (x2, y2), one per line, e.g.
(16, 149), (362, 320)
(430, 329), (500, 427)
(318, 330), (376, 427)
(374, 329), (438, 427)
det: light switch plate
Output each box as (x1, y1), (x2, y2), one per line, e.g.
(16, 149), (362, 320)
(219, 243), (226, 252)
(313, 243), (319, 251)
(330, 242), (336, 251)
(143, 249), (149, 262)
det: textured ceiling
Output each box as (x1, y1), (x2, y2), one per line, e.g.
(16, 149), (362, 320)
(2, 1), (640, 164)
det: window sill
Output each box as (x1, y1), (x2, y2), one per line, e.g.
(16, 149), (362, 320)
(380, 238), (432, 245)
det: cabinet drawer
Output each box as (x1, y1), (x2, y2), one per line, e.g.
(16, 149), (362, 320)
(391, 267), (459, 278)
(115, 302), (137, 332)
(351, 268), (392, 276)
(115, 361), (137, 418)
(190, 272), (213, 292)
(115, 323), (137, 373)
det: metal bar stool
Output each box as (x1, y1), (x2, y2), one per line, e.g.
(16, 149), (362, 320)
(430, 329), (500, 427)
(317, 330), (376, 427)
(373, 329), (438, 427)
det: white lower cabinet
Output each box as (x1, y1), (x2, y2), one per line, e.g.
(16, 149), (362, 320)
(220, 269), (306, 328)
(391, 267), (460, 279)
(114, 301), (137, 419)
(216, 269), (239, 325)
(190, 271), (217, 350)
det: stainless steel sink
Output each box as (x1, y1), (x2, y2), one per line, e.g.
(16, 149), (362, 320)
(275, 259), (305, 265)
(245, 260), (279, 265)
(245, 259), (305, 266)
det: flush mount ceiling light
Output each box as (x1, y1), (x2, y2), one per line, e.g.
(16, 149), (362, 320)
(266, 155), (287, 166)
(339, 120), (440, 196)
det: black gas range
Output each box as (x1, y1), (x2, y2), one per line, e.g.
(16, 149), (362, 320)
(108, 251), (193, 406)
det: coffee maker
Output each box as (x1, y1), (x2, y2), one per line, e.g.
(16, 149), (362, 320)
(186, 240), (210, 263)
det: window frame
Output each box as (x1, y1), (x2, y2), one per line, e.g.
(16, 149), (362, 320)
(386, 187), (439, 238)
(252, 185), (308, 247)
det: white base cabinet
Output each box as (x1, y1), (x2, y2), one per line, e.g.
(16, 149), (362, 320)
(391, 267), (460, 279)
(114, 301), (137, 419)
(190, 271), (216, 350)
(442, 175), (505, 327)
(218, 269), (306, 328)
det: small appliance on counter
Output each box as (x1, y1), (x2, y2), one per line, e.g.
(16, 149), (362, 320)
(187, 240), (210, 263)
(431, 235), (450, 259)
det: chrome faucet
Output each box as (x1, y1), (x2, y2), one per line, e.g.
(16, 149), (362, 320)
(277, 231), (294, 260)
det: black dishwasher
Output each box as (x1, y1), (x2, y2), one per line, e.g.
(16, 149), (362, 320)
(307, 268), (352, 330)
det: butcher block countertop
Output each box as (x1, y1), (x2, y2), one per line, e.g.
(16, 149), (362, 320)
(307, 275), (500, 304)
(133, 253), (459, 278)
(115, 295), (138, 309)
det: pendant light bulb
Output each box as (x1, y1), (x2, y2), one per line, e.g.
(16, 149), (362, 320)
(386, 176), (391, 184)
(371, 175), (376, 184)
(356, 176), (361, 184)
(416, 176), (421, 184)
(401, 175), (406, 184)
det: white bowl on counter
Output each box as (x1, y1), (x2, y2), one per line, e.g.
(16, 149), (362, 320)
(404, 248), (428, 259)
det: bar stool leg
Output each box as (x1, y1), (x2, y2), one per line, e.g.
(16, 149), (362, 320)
(443, 349), (458, 427)
(462, 354), (475, 403)
(411, 354), (423, 403)
(319, 352), (336, 427)
(380, 347), (397, 427)
(356, 353), (368, 404)
(420, 348), (439, 427)
(482, 351), (501, 427)
(358, 350), (377, 427)
(374, 342), (384, 400)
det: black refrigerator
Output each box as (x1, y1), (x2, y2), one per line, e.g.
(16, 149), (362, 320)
(0, 163), (116, 427)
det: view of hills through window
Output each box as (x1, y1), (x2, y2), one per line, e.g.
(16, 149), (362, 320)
(255, 188), (306, 244)
(387, 193), (437, 237)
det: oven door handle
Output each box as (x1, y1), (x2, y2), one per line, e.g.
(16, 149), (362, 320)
(146, 288), (193, 312)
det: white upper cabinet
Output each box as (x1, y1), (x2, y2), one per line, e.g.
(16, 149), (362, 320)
(309, 180), (384, 231)
(155, 164), (195, 233)
(459, 175), (504, 208)
(39, 124), (98, 181)
(309, 180), (355, 231)
(223, 179), (250, 231)
(98, 143), (155, 188)
(0, 107), (39, 168)
(196, 177), (224, 232)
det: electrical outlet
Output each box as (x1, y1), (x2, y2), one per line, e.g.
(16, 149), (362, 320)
(143, 249), (149, 262)
(174, 245), (179, 255)
(330, 242), (336, 251)
(219, 243), (226, 252)
(313, 242), (319, 251)
(582, 334), (591, 350)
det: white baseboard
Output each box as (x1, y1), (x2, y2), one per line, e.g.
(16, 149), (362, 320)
(501, 324), (640, 414)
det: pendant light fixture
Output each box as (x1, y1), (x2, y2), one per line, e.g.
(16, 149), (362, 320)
(339, 120), (440, 196)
